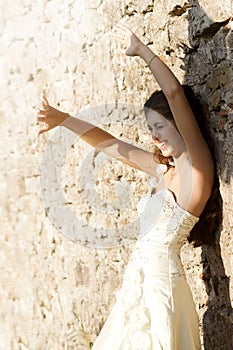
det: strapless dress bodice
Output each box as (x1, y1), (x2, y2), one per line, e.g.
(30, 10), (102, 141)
(131, 188), (199, 276)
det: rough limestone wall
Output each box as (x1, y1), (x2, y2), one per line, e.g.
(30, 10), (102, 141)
(0, 0), (232, 349)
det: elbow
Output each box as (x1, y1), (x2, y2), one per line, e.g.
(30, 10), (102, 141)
(165, 83), (183, 99)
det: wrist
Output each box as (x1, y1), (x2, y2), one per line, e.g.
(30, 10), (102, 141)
(138, 44), (156, 65)
(137, 42), (148, 58)
(60, 113), (71, 126)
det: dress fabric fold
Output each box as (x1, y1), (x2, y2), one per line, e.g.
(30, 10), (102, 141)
(92, 168), (201, 350)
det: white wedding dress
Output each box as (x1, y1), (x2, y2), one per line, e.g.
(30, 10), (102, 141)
(92, 167), (201, 350)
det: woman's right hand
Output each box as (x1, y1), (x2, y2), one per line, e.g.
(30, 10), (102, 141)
(37, 96), (70, 136)
(111, 24), (144, 57)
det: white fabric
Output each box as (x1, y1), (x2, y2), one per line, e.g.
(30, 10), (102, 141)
(92, 171), (201, 350)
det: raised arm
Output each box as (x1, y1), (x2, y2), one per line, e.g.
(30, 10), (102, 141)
(37, 97), (161, 178)
(112, 25), (213, 172)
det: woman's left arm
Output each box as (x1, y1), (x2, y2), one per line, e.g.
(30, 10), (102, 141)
(141, 47), (211, 170)
(112, 25), (213, 171)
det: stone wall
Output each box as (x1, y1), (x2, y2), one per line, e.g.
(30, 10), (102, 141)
(0, 0), (232, 349)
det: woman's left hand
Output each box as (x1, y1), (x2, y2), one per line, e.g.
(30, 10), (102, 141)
(111, 24), (144, 57)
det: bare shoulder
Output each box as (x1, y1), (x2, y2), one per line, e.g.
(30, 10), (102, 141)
(166, 153), (214, 217)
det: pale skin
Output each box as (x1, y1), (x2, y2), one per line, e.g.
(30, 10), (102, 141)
(38, 25), (214, 217)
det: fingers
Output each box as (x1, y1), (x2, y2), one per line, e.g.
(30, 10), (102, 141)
(110, 32), (124, 41)
(111, 26), (132, 51)
(43, 95), (49, 106)
(37, 116), (46, 122)
(42, 95), (49, 110)
(113, 23), (130, 34)
(37, 95), (50, 137)
(38, 126), (49, 136)
(39, 95), (50, 116)
(111, 24), (130, 38)
(110, 33), (126, 46)
(118, 48), (127, 57)
(38, 109), (46, 115)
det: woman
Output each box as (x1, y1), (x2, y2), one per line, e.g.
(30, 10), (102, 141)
(38, 25), (215, 349)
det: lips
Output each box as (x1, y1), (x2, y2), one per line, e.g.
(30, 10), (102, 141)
(154, 140), (166, 148)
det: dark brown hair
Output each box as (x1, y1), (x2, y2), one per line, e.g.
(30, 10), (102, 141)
(144, 85), (222, 247)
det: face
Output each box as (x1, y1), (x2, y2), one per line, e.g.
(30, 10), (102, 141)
(146, 109), (186, 158)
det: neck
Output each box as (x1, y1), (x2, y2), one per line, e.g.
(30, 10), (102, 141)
(173, 151), (189, 172)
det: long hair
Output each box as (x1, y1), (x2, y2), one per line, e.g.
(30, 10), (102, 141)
(144, 85), (222, 247)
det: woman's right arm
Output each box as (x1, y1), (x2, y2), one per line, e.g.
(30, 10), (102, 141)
(37, 97), (160, 177)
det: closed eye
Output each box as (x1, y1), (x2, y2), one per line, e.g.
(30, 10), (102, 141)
(147, 123), (164, 132)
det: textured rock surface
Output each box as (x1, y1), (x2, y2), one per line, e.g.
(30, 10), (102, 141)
(0, 0), (232, 349)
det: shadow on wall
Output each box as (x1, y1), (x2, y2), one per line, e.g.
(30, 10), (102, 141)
(180, 1), (233, 349)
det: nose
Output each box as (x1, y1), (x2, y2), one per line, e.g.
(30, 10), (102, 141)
(152, 131), (161, 141)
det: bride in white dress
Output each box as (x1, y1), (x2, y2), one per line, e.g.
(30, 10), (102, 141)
(38, 25), (215, 350)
